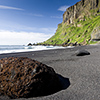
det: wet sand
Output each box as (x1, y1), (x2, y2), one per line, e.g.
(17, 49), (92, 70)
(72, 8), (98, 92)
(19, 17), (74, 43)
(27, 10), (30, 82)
(0, 44), (100, 100)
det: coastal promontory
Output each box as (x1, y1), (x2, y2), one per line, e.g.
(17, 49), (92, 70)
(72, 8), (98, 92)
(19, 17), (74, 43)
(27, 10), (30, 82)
(42, 0), (100, 46)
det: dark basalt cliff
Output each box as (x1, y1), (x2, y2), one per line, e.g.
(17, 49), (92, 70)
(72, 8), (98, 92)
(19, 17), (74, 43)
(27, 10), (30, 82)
(63, 0), (100, 24)
(39, 0), (100, 46)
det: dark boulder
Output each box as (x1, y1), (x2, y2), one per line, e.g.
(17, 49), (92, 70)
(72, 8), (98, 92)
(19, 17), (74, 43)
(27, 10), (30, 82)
(27, 43), (32, 46)
(75, 49), (90, 56)
(0, 57), (61, 99)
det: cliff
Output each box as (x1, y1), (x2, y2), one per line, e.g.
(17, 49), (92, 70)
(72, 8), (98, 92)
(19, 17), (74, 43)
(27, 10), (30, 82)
(41, 0), (100, 46)
(63, 0), (100, 24)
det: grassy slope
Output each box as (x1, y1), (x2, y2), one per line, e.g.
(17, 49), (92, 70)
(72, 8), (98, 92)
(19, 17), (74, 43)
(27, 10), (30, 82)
(43, 13), (100, 45)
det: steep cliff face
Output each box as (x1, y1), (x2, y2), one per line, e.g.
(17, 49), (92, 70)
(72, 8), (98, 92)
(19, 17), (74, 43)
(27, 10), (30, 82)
(91, 26), (100, 40)
(63, 0), (100, 24)
(42, 0), (100, 46)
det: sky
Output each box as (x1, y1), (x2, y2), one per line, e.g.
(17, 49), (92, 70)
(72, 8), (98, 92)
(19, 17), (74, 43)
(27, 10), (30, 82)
(0, 0), (80, 45)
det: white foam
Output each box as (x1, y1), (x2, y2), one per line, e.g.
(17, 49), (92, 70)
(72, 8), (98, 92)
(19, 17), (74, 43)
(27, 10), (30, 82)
(66, 46), (75, 48)
(0, 45), (74, 54)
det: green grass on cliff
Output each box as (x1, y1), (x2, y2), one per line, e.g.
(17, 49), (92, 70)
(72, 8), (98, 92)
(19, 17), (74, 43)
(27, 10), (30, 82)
(43, 14), (100, 45)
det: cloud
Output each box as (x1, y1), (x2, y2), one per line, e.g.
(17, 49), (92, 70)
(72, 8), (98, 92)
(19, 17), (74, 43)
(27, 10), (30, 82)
(58, 5), (70, 11)
(29, 13), (44, 17)
(40, 27), (56, 33)
(0, 30), (53, 45)
(0, 22), (56, 34)
(0, 5), (24, 10)
(51, 16), (63, 19)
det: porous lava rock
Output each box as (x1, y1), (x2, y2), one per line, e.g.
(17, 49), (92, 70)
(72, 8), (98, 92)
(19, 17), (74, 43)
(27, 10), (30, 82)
(0, 57), (61, 99)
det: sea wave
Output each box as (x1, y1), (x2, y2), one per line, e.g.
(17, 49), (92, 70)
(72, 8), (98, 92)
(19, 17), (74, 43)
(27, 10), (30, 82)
(0, 45), (74, 54)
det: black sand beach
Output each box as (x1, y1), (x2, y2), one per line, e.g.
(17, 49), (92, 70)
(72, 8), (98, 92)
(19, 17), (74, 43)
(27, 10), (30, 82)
(0, 44), (100, 100)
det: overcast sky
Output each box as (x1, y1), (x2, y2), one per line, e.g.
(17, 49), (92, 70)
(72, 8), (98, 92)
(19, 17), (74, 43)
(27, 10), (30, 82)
(0, 0), (80, 45)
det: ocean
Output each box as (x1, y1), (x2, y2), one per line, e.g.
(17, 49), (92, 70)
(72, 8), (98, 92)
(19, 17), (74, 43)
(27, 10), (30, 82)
(0, 45), (74, 54)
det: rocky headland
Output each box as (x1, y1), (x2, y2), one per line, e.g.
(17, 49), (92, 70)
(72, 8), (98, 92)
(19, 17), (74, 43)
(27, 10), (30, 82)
(39, 0), (100, 46)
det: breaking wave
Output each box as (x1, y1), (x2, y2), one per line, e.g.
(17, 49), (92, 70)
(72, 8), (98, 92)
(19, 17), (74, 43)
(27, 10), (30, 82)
(0, 45), (74, 54)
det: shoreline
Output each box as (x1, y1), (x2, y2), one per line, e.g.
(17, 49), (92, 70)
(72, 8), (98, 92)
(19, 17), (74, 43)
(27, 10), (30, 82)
(0, 44), (100, 100)
(0, 45), (69, 55)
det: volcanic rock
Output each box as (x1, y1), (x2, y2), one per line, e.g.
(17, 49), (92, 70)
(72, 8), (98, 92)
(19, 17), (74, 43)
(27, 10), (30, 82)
(0, 57), (61, 99)
(75, 49), (90, 56)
